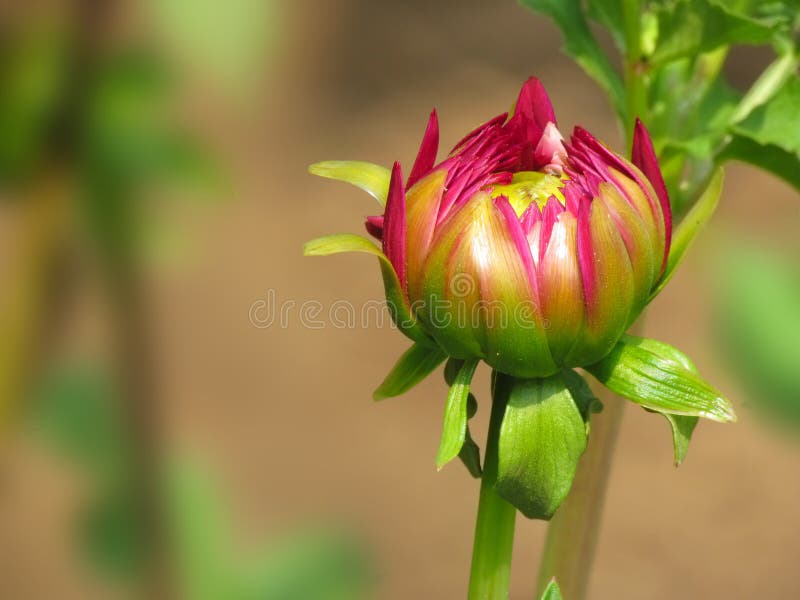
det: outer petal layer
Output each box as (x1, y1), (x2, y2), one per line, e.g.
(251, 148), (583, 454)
(383, 162), (407, 289)
(418, 194), (557, 377)
(569, 197), (635, 365)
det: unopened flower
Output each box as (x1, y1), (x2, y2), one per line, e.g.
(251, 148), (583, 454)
(307, 77), (733, 520)
(359, 78), (671, 377)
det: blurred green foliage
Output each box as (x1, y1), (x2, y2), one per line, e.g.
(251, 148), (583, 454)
(32, 364), (374, 599)
(145, 0), (281, 94)
(715, 241), (800, 428)
(79, 49), (220, 259)
(0, 21), (69, 184)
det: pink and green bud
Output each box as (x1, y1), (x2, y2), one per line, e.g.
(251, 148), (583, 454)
(307, 76), (734, 517)
(368, 78), (672, 378)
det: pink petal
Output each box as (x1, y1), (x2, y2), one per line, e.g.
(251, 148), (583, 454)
(408, 109), (440, 188)
(364, 215), (384, 239)
(540, 196), (565, 263)
(405, 169), (447, 303)
(533, 122), (567, 171)
(520, 201), (542, 234)
(632, 119), (672, 265)
(514, 77), (557, 133)
(576, 196), (596, 311)
(538, 211), (584, 362)
(571, 196), (635, 365)
(383, 161), (408, 289)
(494, 195), (539, 303)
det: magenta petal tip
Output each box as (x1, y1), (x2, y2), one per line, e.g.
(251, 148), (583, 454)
(408, 109), (440, 189)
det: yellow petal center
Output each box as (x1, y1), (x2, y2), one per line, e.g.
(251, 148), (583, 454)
(489, 171), (566, 217)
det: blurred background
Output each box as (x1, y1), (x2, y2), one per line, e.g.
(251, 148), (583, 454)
(0, 0), (798, 598)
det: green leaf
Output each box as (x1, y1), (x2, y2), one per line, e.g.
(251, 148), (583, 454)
(459, 427), (483, 478)
(586, 0), (626, 51)
(661, 412), (699, 466)
(540, 578), (564, 600)
(733, 75), (800, 155)
(585, 335), (736, 423)
(519, 0), (625, 118)
(728, 52), (798, 126)
(718, 134), (800, 191)
(309, 161), (391, 205)
(373, 343), (447, 400)
(651, 168), (724, 298)
(436, 359), (479, 470)
(650, 0), (777, 66)
(303, 234), (430, 344)
(625, 338), (700, 464)
(493, 372), (588, 520)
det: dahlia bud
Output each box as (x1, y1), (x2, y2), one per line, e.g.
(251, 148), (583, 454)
(370, 78), (672, 378)
(306, 77), (733, 520)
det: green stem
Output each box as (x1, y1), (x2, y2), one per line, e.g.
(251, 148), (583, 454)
(468, 379), (517, 600)
(534, 392), (625, 599)
(532, 10), (645, 596)
(622, 0), (645, 149)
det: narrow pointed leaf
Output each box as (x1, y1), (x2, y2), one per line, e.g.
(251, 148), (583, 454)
(308, 161), (391, 205)
(651, 168), (723, 299)
(585, 335), (736, 423)
(494, 373), (588, 520)
(373, 343), (446, 400)
(303, 234), (430, 344)
(662, 412), (699, 466)
(444, 358), (482, 477)
(540, 579), (564, 600)
(436, 359), (478, 469)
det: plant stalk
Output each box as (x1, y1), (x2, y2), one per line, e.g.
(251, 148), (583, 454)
(534, 390), (625, 599)
(468, 378), (517, 600)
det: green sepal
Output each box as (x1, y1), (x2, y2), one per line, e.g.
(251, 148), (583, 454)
(303, 234), (431, 345)
(540, 579), (563, 600)
(651, 168), (723, 299)
(458, 427), (482, 479)
(561, 368), (602, 427)
(585, 335), (736, 423)
(373, 342), (447, 401)
(493, 372), (588, 520)
(436, 359), (479, 470)
(308, 161), (390, 205)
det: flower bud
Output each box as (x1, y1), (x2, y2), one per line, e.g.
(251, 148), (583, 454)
(368, 78), (672, 378)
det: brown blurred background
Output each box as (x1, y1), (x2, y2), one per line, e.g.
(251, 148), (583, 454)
(0, 1), (799, 598)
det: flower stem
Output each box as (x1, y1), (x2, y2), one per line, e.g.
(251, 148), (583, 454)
(468, 380), (517, 600)
(534, 391), (625, 599)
